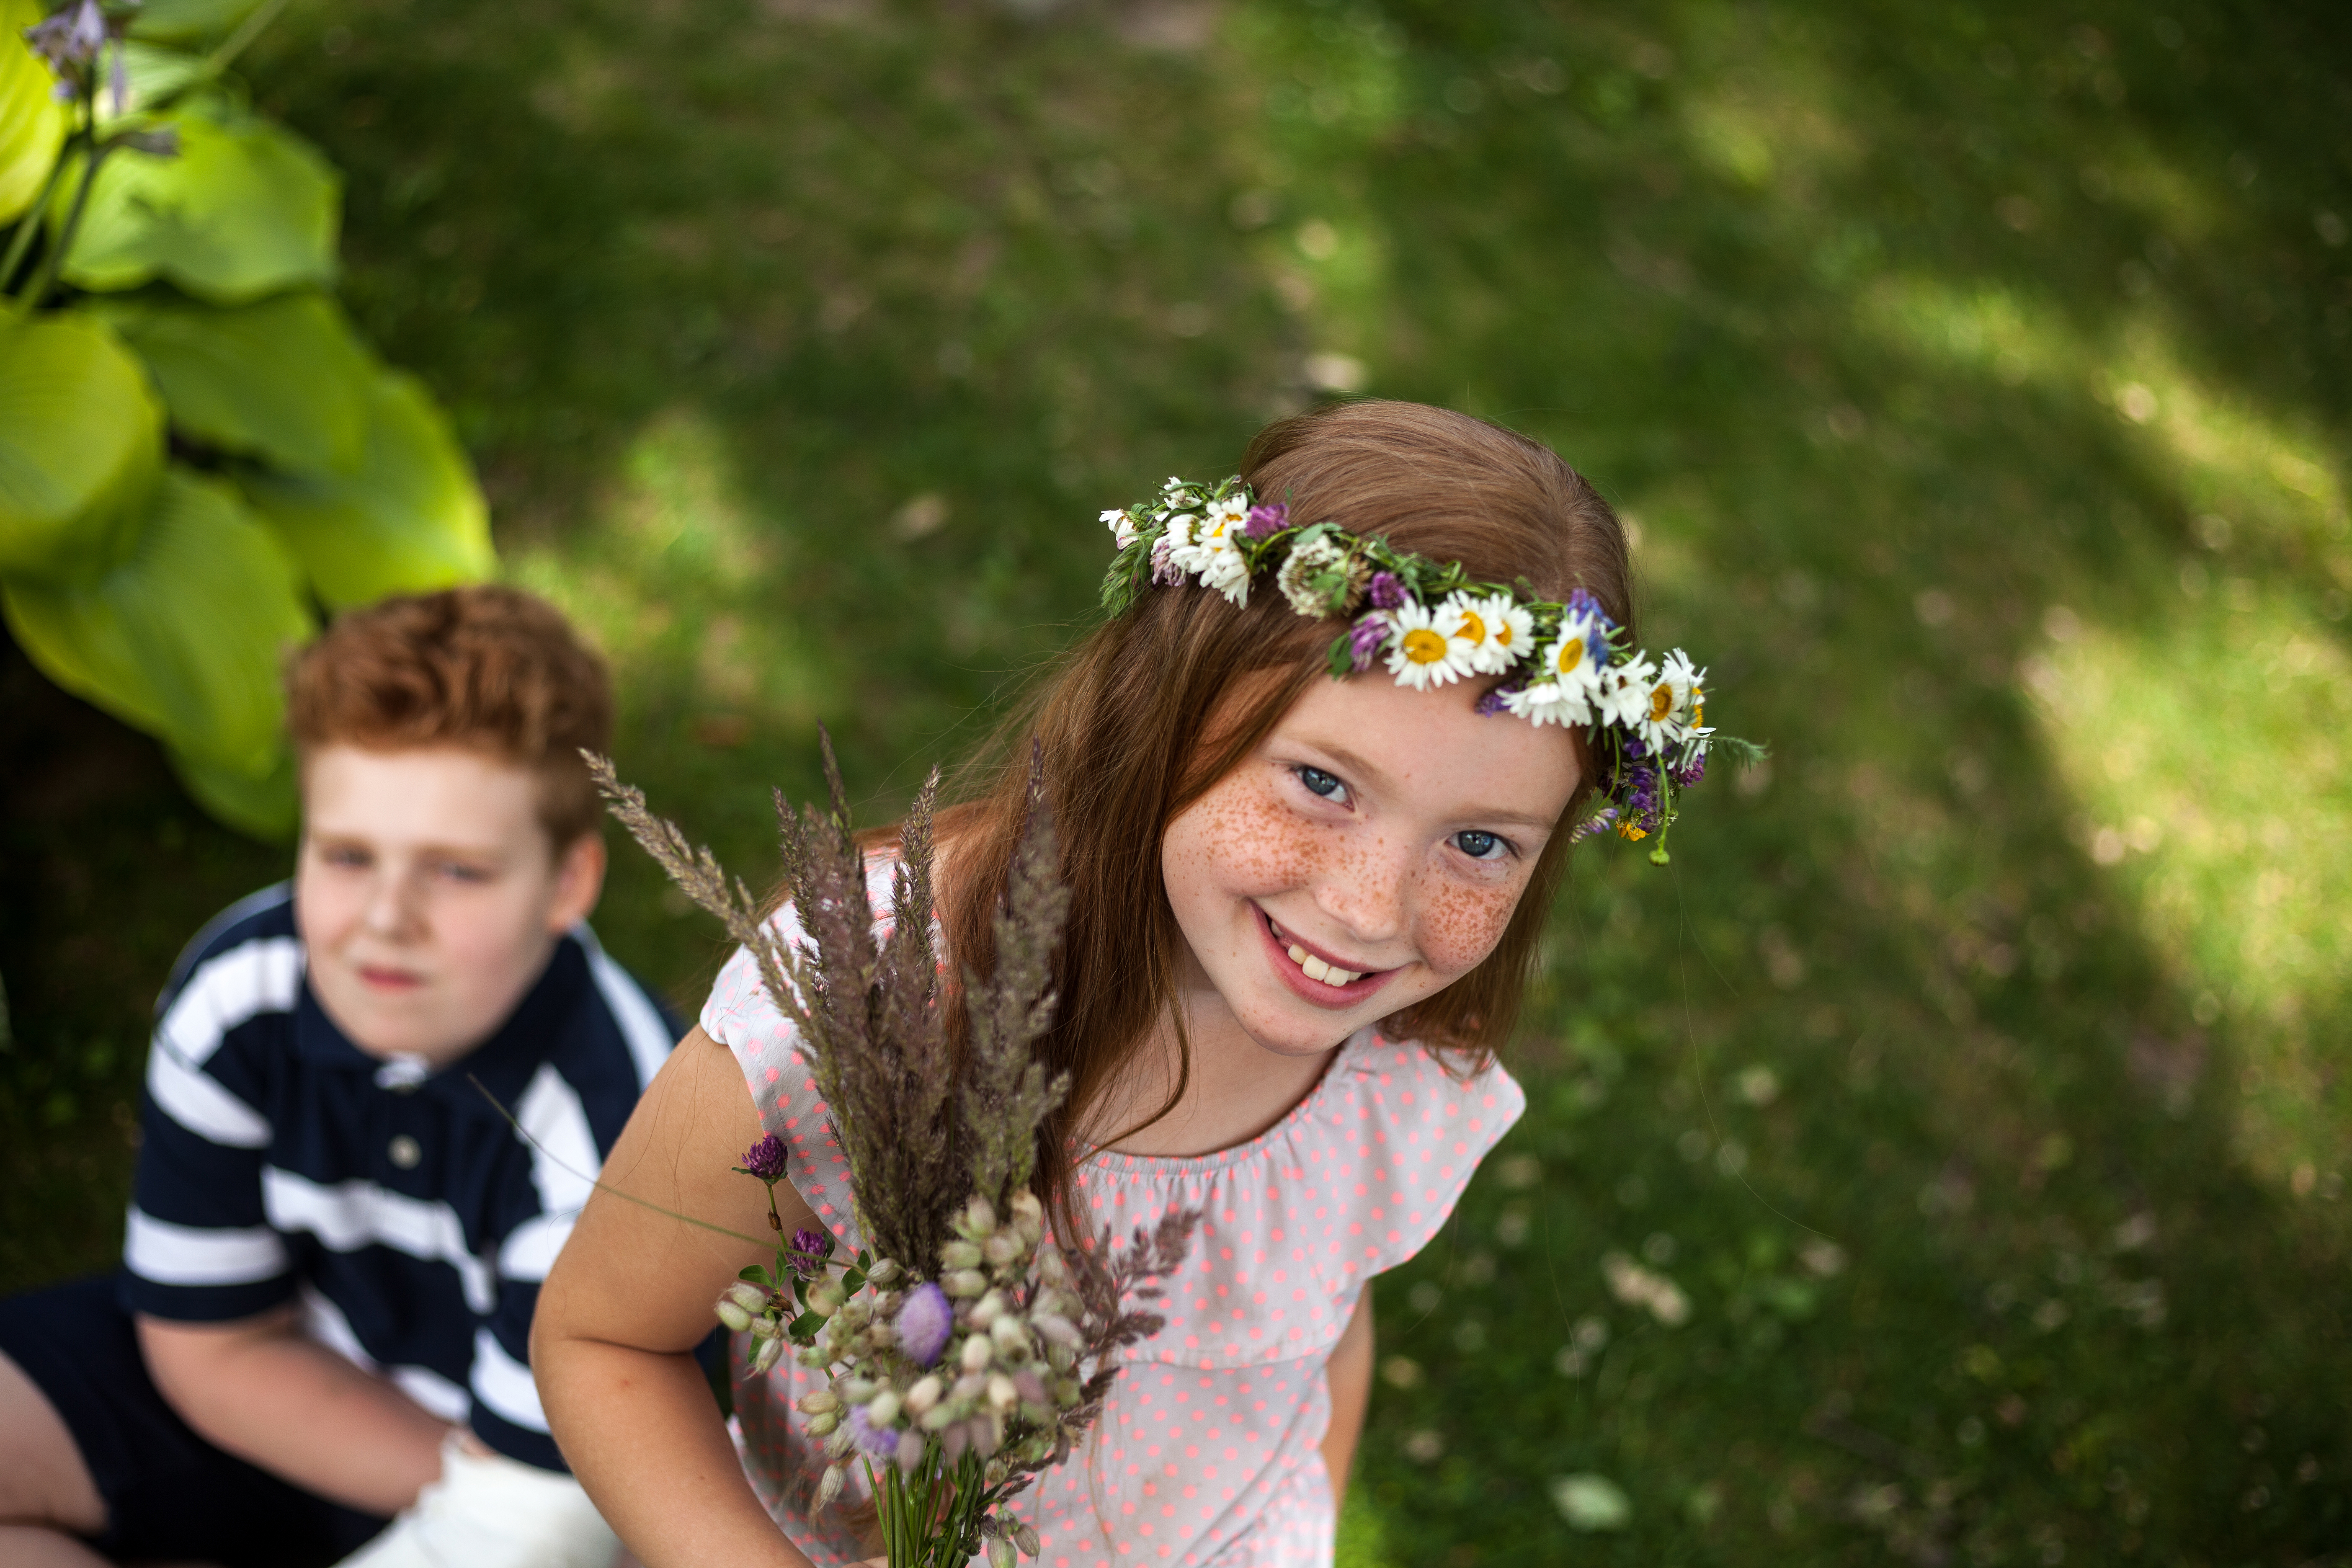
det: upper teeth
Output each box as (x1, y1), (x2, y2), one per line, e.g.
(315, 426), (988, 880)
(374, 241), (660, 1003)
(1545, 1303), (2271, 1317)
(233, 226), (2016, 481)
(1285, 941), (1358, 987)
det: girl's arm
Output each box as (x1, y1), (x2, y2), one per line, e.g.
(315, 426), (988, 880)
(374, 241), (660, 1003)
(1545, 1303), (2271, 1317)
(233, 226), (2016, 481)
(533, 1026), (823, 1568)
(1321, 1289), (1374, 1504)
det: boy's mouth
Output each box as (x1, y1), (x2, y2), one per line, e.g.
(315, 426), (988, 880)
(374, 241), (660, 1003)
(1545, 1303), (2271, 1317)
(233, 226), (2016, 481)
(1257, 907), (1395, 1005)
(356, 963), (426, 992)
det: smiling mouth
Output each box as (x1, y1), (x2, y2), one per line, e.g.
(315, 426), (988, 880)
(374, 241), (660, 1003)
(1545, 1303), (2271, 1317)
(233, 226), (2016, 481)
(356, 965), (426, 990)
(1262, 910), (1383, 989)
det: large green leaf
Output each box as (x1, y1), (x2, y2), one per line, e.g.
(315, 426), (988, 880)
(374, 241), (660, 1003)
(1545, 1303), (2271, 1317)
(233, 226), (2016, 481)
(128, 0), (271, 46)
(94, 289), (374, 472)
(0, 310), (165, 583)
(0, 0), (67, 224)
(51, 95), (338, 302)
(244, 368), (495, 608)
(1, 466), (315, 779)
(169, 740), (297, 841)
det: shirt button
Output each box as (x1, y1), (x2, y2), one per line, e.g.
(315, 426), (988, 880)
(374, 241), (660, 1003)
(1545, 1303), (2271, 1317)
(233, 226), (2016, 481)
(388, 1135), (423, 1170)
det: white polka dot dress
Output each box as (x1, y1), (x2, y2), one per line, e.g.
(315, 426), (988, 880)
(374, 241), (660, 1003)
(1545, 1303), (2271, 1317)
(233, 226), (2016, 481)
(699, 873), (1525, 1568)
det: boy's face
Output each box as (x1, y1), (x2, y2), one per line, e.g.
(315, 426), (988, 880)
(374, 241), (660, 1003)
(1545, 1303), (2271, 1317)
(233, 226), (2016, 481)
(294, 745), (606, 1067)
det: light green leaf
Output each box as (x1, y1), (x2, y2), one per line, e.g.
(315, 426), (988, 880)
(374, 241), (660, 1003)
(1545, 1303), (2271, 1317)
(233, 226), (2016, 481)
(127, 0), (271, 46)
(51, 95), (338, 302)
(1, 466), (315, 778)
(94, 289), (374, 472)
(0, 310), (165, 583)
(0, 0), (68, 224)
(168, 740), (297, 840)
(244, 368), (495, 608)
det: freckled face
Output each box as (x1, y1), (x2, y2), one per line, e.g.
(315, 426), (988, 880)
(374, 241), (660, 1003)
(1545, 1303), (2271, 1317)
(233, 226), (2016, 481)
(1159, 673), (1581, 1059)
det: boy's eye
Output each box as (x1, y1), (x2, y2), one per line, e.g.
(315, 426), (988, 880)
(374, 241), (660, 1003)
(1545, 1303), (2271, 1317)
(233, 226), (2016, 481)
(1453, 829), (1506, 861)
(435, 861), (493, 883)
(321, 845), (370, 868)
(1296, 766), (1349, 805)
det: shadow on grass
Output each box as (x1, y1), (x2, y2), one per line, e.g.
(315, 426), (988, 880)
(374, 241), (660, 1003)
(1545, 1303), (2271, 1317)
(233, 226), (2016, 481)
(3, 0), (2344, 1561)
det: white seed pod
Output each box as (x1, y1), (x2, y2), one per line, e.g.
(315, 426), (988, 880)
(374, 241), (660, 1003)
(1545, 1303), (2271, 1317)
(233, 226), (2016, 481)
(988, 1535), (1017, 1568)
(815, 1462), (848, 1509)
(806, 1280), (846, 1316)
(798, 1390), (842, 1416)
(942, 1421), (971, 1462)
(805, 1409), (840, 1437)
(974, 1413), (1004, 1457)
(714, 1297), (754, 1334)
(1032, 1313), (1083, 1350)
(905, 1375), (944, 1415)
(842, 1376), (879, 1403)
(952, 1372), (988, 1403)
(1008, 1188), (1044, 1231)
(962, 1194), (998, 1239)
(990, 1313), (1029, 1352)
(794, 1343), (828, 1369)
(895, 1429), (926, 1471)
(920, 1402), (959, 1433)
(987, 1372), (1019, 1411)
(940, 1239), (984, 1271)
(866, 1389), (902, 1428)
(1046, 1341), (1077, 1374)
(943, 1269), (989, 1298)
(961, 1333), (995, 1373)
(750, 1335), (786, 1375)
(1012, 1369), (1048, 1406)
(970, 1289), (1007, 1328)
(1035, 1246), (1070, 1287)
(866, 1258), (903, 1288)
(1015, 1521), (1041, 1557)
(982, 1230), (1024, 1269)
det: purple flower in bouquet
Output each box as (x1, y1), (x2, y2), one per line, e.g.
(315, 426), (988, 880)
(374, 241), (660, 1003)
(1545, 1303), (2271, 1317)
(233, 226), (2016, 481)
(787, 1228), (834, 1278)
(738, 1134), (788, 1183)
(1150, 536), (1181, 586)
(1474, 677), (1525, 717)
(1242, 501), (1288, 540)
(845, 1404), (901, 1463)
(896, 1281), (954, 1367)
(1367, 570), (1407, 610)
(1671, 752), (1707, 789)
(1346, 613), (1390, 672)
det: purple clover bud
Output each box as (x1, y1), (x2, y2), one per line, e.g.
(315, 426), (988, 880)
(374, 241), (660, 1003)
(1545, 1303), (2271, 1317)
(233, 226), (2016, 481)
(1367, 571), (1406, 610)
(738, 1133), (788, 1183)
(24, 0), (106, 74)
(787, 1227), (834, 1278)
(1243, 501), (1288, 540)
(1473, 677), (1525, 717)
(845, 1404), (901, 1462)
(1346, 612), (1391, 673)
(895, 1281), (954, 1368)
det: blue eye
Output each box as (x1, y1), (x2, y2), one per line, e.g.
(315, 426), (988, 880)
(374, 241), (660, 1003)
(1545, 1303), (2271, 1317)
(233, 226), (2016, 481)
(1453, 830), (1504, 860)
(1297, 766), (1348, 803)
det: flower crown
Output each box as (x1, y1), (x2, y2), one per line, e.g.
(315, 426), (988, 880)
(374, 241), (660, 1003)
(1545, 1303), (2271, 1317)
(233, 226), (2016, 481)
(1097, 475), (1760, 863)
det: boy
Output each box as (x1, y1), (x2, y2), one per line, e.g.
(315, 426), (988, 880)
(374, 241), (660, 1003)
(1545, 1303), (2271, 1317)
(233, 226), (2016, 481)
(0, 586), (679, 1568)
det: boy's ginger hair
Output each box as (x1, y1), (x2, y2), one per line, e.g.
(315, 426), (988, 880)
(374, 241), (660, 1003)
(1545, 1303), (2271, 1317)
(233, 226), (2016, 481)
(286, 585), (614, 846)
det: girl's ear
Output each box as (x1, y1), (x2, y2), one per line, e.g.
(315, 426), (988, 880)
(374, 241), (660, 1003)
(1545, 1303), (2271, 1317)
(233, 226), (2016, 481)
(547, 833), (608, 931)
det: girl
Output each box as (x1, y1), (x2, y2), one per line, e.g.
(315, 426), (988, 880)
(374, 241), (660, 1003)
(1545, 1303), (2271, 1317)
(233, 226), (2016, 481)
(535, 400), (1651, 1568)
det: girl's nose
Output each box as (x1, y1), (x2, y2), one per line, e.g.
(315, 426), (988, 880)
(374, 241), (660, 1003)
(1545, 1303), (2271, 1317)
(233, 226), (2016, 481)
(1313, 836), (1413, 947)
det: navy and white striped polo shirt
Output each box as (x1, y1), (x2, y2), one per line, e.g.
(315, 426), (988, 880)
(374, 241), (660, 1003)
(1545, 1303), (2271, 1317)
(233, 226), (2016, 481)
(122, 883), (681, 1472)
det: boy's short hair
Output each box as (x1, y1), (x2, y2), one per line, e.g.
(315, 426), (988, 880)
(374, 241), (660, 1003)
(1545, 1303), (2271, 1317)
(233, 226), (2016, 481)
(286, 586), (614, 846)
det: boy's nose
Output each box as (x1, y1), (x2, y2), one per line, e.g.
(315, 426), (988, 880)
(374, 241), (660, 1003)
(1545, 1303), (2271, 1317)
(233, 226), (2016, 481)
(361, 871), (427, 939)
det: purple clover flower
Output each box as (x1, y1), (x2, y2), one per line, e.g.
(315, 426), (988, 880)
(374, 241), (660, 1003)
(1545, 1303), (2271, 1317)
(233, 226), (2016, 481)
(1474, 677), (1526, 717)
(738, 1134), (788, 1183)
(1671, 753), (1707, 789)
(1346, 612), (1391, 672)
(1150, 536), (1181, 586)
(787, 1227), (834, 1278)
(1243, 501), (1288, 540)
(24, 0), (104, 74)
(1367, 571), (1407, 610)
(895, 1281), (954, 1367)
(845, 1404), (901, 1462)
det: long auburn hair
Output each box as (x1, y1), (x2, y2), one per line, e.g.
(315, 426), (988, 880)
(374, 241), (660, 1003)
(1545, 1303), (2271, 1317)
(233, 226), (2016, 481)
(915, 400), (1633, 1240)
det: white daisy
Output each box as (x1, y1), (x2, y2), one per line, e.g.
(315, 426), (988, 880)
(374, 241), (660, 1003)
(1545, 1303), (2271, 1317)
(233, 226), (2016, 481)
(1101, 508), (1139, 549)
(1635, 648), (1707, 750)
(1501, 680), (1595, 728)
(1481, 592), (1536, 671)
(1179, 494), (1253, 604)
(1434, 591), (1518, 675)
(1383, 599), (1462, 689)
(1596, 651), (1660, 730)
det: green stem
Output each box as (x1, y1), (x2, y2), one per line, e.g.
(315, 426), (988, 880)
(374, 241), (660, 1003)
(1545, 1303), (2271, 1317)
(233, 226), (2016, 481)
(15, 117), (102, 309)
(0, 144), (75, 298)
(203, 0), (294, 77)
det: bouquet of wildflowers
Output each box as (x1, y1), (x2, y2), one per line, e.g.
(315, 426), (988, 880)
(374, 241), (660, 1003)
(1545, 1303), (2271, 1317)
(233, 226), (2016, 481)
(591, 741), (1198, 1568)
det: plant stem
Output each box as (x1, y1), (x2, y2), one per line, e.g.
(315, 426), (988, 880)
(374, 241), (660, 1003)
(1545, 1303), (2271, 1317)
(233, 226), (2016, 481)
(13, 111), (102, 309)
(0, 150), (70, 299)
(204, 0), (294, 77)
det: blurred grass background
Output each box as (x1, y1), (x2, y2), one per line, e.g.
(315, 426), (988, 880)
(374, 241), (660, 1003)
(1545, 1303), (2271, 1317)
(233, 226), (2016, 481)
(4, 0), (2349, 1561)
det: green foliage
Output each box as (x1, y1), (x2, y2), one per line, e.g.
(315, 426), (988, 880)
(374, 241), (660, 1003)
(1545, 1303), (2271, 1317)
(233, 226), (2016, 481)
(0, 0), (490, 838)
(0, 310), (163, 582)
(49, 95), (338, 302)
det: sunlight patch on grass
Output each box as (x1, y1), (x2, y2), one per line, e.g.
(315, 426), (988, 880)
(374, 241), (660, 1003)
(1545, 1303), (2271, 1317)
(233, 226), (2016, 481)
(507, 408), (829, 735)
(1334, 1489), (1394, 1568)
(2020, 590), (2352, 1186)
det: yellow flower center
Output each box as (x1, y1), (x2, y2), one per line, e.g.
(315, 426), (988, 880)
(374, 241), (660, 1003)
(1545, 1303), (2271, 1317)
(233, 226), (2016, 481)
(1692, 692), (1705, 727)
(1555, 637), (1585, 675)
(1456, 610), (1486, 644)
(1402, 628), (1450, 665)
(1649, 683), (1675, 722)
(1496, 620), (1514, 647)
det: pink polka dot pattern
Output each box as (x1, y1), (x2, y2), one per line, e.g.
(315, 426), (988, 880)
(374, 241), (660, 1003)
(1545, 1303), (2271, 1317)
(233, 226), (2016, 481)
(700, 881), (1525, 1568)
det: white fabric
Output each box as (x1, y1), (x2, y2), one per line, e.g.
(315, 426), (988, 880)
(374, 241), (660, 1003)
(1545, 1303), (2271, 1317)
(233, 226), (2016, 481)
(123, 1206), (288, 1284)
(297, 1284), (472, 1424)
(333, 1431), (622, 1568)
(157, 934), (303, 1069)
(146, 1042), (272, 1146)
(261, 1167), (498, 1313)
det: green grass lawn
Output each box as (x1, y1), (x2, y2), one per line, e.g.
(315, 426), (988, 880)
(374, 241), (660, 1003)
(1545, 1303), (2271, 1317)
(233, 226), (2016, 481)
(5, 0), (2349, 1561)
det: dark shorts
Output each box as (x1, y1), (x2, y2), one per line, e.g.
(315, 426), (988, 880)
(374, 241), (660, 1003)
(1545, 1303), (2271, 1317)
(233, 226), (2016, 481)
(0, 1277), (389, 1568)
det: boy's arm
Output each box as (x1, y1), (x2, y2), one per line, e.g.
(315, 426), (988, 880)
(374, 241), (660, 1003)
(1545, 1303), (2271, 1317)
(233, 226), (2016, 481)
(137, 1306), (455, 1517)
(1322, 1288), (1375, 1505)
